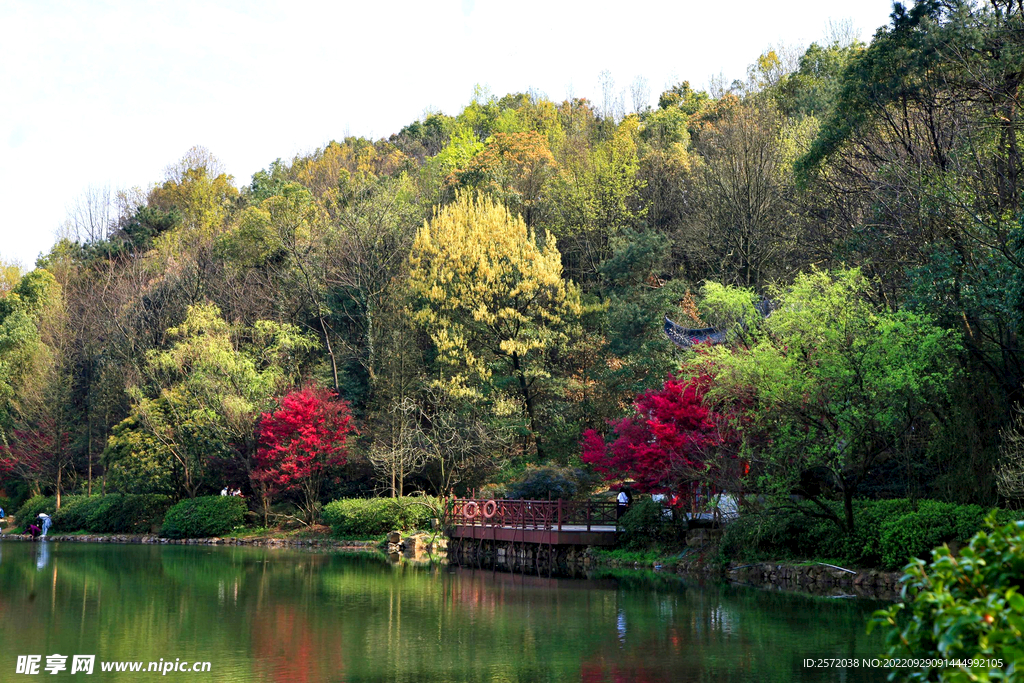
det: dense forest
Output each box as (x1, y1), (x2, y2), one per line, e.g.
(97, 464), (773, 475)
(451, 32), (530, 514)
(2, 0), (1023, 530)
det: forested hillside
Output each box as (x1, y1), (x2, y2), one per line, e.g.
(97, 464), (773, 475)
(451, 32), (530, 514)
(2, 0), (1023, 521)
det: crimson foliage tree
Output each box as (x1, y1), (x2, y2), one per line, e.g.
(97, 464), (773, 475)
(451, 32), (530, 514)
(582, 375), (740, 495)
(253, 386), (354, 525)
(1, 419), (74, 508)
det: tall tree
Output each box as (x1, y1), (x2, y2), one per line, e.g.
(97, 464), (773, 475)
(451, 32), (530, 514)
(407, 194), (582, 459)
(681, 100), (800, 288)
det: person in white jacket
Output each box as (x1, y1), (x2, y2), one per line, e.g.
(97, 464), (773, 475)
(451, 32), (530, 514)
(616, 487), (631, 519)
(37, 512), (52, 536)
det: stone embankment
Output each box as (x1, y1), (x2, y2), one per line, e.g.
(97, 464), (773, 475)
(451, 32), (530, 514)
(0, 533), (378, 549)
(593, 528), (906, 599)
(728, 562), (903, 599)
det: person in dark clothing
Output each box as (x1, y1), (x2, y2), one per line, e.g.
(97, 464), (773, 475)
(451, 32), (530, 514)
(28, 523), (41, 539)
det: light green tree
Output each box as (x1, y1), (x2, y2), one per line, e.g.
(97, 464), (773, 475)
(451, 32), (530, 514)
(106, 303), (316, 498)
(697, 269), (961, 532)
(407, 194), (582, 458)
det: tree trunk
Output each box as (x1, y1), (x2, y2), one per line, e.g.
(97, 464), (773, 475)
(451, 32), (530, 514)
(87, 423), (93, 496)
(319, 316), (340, 393)
(843, 485), (855, 533)
(511, 351), (544, 459)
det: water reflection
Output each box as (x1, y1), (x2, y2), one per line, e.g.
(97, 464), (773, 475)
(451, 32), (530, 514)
(34, 540), (48, 571)
(0, 542), (888, 682)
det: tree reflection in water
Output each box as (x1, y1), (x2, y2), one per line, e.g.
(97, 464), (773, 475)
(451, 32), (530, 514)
(0, 543), (886, 682)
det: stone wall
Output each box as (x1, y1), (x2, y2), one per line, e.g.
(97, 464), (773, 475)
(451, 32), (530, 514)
(728, 562), (903, 600)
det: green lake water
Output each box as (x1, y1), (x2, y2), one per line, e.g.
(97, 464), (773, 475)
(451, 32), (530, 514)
(0, 541), (889, 682)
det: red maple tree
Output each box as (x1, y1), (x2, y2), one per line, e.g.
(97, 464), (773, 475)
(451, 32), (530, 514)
(582, 374), (741, 495)
(253, 386), (354, 524)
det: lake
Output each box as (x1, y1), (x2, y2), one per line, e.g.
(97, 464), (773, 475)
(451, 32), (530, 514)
(0, 541), (889, 682)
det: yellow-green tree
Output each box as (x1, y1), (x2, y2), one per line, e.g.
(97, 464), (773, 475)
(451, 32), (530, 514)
(451, 131), (556, 226)
(408, 195), (581, 458)
(545, 115), (646, 282)
(148, 146), (238, 256)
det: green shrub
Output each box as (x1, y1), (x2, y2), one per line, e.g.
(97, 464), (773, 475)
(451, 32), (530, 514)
(85, 495), (123, 531)
(869, 514), (1024, 679)
(48, 494), (171, 534)
(840, 499), (916, 566)
(111, 494), (172, 533)
(618, 498), (687, 550)
(879, 501), (987, 569)
(15, 495), (56, 527)
(995, 508), (1024, 527)
(505, 466), (584, 500)
(161, 496), (247, 539)
(52, 495), (103, 531)
(720, 506), (818, 562)
(721, 498), (1010, 569)
(322, 497), (438, 537)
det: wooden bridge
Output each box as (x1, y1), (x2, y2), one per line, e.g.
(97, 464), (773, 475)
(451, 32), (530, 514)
(446, 498), (619, 547)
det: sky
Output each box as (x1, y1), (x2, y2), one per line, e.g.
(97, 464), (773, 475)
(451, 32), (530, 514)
(0, 0), (897, 268)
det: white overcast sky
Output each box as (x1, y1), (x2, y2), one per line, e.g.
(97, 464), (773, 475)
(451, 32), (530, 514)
(0, 0), (896, 268)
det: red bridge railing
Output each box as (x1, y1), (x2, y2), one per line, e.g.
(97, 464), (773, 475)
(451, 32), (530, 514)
(447, 499), (618, 532)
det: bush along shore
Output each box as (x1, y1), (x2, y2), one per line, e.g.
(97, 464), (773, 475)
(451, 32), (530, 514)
(582, 497), (1024, 599)
(585, 537), (906, 600)
(0, 494), (445, 556)
(3, 492), (1014, 601)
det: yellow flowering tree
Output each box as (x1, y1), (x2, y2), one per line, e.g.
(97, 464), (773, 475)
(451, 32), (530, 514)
(408, 194), (581, 458)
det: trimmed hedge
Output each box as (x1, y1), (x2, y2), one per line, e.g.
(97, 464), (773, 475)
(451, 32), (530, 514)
(878, 500), (986, 569)
(15, 495), (56, 526)
(52, 494), (171, 534)
(721, 498), (1024, 569)
(160, 496), (247, 539)
(322, 497), (438, 537)
(51, 496), (97, 531)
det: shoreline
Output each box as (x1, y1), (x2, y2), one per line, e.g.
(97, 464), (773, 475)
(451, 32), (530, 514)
(589, 548), (904, 600)
(2, 532), (903, 599)
(0, 532), (380, 550)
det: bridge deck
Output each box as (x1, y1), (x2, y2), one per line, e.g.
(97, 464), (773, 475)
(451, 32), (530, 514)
(446, 499), (619, 547)
(448, 524), (617, 546)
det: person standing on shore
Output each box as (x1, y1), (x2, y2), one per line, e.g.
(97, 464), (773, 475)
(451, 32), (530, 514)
(37, 513), (51, 536)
